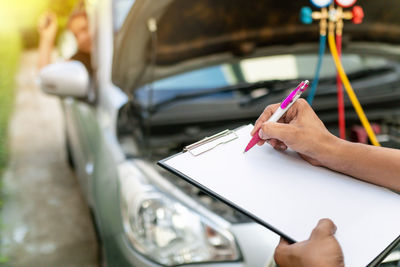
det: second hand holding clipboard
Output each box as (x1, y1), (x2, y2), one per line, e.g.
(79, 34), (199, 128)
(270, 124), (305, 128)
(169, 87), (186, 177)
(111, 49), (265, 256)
(244, 80), (310, 153)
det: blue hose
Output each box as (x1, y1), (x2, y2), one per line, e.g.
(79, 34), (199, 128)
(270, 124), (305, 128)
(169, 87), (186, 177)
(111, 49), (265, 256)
(307, 34), (326, 105)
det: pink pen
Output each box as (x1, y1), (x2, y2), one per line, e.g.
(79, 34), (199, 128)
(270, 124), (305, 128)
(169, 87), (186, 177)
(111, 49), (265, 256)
(244, 80), (309, 153)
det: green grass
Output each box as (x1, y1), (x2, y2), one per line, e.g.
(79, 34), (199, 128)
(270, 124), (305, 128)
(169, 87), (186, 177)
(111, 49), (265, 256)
(0, 32), (21, 175)
(0, 30), (21, 264)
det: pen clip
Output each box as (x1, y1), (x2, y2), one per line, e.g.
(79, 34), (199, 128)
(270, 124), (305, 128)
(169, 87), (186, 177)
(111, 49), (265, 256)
(280, 81), (309, 109)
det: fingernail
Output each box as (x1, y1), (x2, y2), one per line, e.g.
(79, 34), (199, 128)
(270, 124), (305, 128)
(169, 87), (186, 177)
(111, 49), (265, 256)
(258, 129), (266, 140)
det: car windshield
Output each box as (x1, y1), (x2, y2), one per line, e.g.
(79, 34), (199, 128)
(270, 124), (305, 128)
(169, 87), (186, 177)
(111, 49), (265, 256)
(135, 53), (390, 107)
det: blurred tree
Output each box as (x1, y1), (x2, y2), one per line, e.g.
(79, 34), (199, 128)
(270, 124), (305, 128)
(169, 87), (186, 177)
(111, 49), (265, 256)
(0, 0), (81, 48)
(0, 3), (22, 179)
(48, 0), (84, 30)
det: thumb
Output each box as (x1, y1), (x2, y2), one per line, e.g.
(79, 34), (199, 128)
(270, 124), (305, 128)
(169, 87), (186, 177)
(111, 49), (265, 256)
(274, 238), (291, 267)
(277, 237), (290, 248)
(310, 219), (337, 241)
(259, 122), (296, 143)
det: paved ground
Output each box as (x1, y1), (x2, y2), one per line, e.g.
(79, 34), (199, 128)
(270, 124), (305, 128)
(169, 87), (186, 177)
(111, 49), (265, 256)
(0, 51), (99, 267)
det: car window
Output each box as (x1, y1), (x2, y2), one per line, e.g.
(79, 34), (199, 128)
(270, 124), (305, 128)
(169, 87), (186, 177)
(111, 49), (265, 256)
(141, 53), (389, 93)
(152, 65), (232, 91)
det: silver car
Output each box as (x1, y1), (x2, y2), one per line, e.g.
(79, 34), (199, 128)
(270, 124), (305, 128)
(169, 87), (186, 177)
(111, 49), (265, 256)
(39, 0), (400, 266)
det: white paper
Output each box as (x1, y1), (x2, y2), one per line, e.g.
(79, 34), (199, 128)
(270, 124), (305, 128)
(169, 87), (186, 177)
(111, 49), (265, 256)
(164, 124), (400, 267)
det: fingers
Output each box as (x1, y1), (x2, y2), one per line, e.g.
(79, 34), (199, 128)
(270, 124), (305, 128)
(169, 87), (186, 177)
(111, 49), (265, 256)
(38, 12), (57, 27)
(251, 99), (308, 137)
(38, 15), (48, 30)
(283, 98), (313, 123)
(269, 139), (287, 151)
(259, 121), (296, 144)
(257, 139), (266, 146)
(274, 238), (291, 267)
(310, 219), (337, 241)
(278, 237), (290, 247)
(251, 99), (318, 152)
(251, 103), (280, 136)
(252, 98), (312, 134)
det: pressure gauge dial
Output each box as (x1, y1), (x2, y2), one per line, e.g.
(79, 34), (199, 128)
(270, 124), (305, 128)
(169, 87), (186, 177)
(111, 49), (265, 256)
(335, 0), (357, 8)
(310, 0), (333, 8)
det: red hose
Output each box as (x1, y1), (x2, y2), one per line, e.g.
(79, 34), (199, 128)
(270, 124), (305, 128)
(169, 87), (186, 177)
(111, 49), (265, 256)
(336, 34), (346, 140)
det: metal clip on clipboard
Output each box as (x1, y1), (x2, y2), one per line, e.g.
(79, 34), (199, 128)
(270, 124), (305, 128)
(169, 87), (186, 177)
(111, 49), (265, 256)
(184, 129), (238, 156)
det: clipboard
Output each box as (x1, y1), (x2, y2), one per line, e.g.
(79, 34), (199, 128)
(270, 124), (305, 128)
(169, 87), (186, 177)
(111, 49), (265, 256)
(158, 124), (400, 267)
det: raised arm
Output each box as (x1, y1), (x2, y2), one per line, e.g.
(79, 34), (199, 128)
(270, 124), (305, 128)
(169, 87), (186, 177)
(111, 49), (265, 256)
(251, 99), (400, 191)
(37, 13), (58, 69)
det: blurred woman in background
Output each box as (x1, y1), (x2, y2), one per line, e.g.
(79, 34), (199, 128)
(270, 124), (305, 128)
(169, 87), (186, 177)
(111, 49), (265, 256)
(37, 8), (92, 74)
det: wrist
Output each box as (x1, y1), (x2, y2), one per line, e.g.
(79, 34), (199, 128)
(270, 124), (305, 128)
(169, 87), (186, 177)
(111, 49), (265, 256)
(319, 135), (352, 173)
(39, 34), (56, 45)
(39, 39), (55, 52)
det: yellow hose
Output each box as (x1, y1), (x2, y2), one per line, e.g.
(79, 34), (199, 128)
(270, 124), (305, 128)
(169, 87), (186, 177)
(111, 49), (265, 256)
(328, 33), (381, 146)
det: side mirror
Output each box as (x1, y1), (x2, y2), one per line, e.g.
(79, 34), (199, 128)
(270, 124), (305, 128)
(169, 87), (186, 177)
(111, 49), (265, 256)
(39, 61), (89, 98)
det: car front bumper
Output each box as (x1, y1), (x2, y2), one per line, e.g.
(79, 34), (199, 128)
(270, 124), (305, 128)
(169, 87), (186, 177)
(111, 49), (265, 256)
(107, 222), (279, 267)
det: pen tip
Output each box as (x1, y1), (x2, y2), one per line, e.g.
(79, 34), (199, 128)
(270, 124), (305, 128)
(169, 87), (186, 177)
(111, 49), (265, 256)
(243, 150), (247, 154)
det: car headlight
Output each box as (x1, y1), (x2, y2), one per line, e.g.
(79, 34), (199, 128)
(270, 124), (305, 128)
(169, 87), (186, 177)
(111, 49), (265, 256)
(118, 162), (241, 266)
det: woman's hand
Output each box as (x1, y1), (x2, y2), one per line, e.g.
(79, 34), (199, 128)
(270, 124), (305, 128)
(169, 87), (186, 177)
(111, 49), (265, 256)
(274, 219), (344, 267)
(251, 99), (340, 167)
(37, 12), (58, 69)
(38, 12), (58, 43)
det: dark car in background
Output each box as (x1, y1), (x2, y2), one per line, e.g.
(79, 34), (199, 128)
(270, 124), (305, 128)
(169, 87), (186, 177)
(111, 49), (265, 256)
(39, 0), (400, 266)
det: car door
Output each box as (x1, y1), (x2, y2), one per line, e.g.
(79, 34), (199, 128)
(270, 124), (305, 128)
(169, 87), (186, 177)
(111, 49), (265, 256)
(63, 97), (99, 207)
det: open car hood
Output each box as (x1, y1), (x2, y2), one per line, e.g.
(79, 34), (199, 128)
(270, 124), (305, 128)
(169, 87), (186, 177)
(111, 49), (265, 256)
(112, 0), (400, 92)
